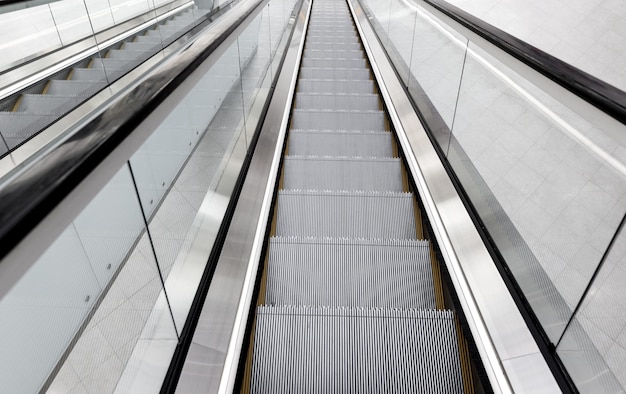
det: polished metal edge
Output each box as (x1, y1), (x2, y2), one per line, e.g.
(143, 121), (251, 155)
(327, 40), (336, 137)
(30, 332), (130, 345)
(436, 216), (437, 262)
(0, 0), (193, 100)
(172, 1), (311, 392)
(347, 0), (561, 393)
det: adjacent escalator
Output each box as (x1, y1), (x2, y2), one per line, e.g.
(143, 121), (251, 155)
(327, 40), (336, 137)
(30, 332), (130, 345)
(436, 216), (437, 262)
(0, 5), (197, 153)
(244, 0), (473, 391)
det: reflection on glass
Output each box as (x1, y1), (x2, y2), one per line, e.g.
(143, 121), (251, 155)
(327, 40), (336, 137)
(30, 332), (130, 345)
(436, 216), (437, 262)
(0, 166), (169, 393)
(557, 220), (626, 393)
(359, 0), (467, 151)
(448, 42), (626, 343)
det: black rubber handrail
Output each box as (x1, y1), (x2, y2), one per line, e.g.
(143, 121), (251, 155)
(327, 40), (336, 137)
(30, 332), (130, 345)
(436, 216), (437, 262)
(0, 0), (266, 262)
(0, 0), (61, 7)
(424, 0), (626, 125)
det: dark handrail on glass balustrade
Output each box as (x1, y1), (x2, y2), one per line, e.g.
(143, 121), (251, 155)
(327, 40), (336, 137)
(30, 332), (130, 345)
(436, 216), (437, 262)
(424, 0), (626, 124)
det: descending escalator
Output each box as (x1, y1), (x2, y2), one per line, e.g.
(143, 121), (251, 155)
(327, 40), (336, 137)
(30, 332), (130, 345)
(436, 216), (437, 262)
(245, 0), (471, 391)
(0, 5), (197, 153)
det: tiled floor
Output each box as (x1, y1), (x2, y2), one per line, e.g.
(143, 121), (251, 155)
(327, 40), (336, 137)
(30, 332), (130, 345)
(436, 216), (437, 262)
(445, 0), (626, 92)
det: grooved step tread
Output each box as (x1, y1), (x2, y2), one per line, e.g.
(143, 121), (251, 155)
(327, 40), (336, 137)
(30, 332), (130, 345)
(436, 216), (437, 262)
(283, 156), (403, 191)
(276, 190), (417, 239)
(266, 237), (436, 309)
(251, 306), (464, 393)
(288, 129), (393, 157)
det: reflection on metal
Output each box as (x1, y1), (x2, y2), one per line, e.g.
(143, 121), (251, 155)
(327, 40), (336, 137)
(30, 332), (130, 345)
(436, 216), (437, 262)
(348, 0), (560, 392)
(173, 1), (310, 392)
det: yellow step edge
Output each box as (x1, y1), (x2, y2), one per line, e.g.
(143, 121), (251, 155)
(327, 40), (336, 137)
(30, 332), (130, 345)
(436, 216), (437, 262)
(456, 319), (476, 394)
(41, 80), (52, 95)
(11, 95), (23, 112)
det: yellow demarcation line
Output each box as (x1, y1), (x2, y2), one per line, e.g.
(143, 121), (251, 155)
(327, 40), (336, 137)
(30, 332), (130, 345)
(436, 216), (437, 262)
(67, 69), (74, 80)
(11, 96), (23, 112)
(456, 319), (476, 394)
(42, 80), (52, 95)
(429, 244), (445, 310)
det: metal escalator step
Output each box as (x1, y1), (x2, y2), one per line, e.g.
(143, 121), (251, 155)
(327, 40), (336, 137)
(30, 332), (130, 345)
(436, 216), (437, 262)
(46, 80), (107, 96)
(90, 58), (140, 70)
(299, 67), (370, 80)
(276, 190), (417, 239)
(295, 93), (379, 110)
(303, 49), (363, 60)
(297, 79), (374, 94)
(288, 130), (393, 157)
(0, 113), (58, 148)
(306, 42), (361, 51)
(283, 156), (403, 191)
(17, 95), (84, 114)
(134, 34), (163, 43)
(266, 237), (436, 308)
(251, 306), (464, 393)
(291, 109), (385, 131)
(121, 41), (161, 52)
(306, 34), (359, 42)
(301, 58), (366, 71)
(69, 68), (108, 81)
(106, 49), (151, 61)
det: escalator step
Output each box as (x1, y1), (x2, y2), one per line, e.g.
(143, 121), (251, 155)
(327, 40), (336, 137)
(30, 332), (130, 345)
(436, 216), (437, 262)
(121, 41), (161, 52)
(251, 306), (464, 393)
(276, 190), (417, 239)
(297, 79), (374, 94)
(0, 113), (59, 148)
(298, 67), (370, 80)
(291, 109), (385, 131)
(288, 130), (393, 157)
(283, 156), (403, 191)
(295, 93), (379, 110)
(266, 237), (436, 308)
(46, 80), (107, 96)
(305, 35), (360, 44)
(69, 68), (108, 81)
(106, 49), (151, 61)
(134, 34), (163, 43)
(306, 42), (361, 51)
(90, 58), (140, 70)
(17, 95), (84, 114)
(301, 57), (366, 69)
(303, 49), (363, 60)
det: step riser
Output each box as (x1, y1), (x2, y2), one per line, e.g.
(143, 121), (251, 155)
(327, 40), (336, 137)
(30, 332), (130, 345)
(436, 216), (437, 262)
(288, 131), (393, 157)
(291, 110), (386, 131)
(295, 93), (379, 111)
(266, 238), (436, 308)
(283, 157), (403, 191)
(299, 68), (370, 80)
(276, 191), (417, 239)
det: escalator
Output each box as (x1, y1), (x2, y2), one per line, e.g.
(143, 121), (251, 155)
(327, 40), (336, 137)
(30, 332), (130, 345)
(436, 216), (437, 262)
(0, 4), (197, 153)
(243, 0), (472, 391)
